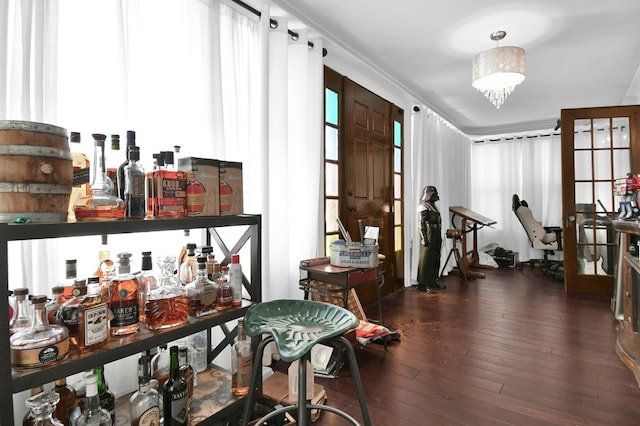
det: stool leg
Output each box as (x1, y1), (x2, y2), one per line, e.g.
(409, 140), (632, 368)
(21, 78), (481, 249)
(338, 336), (372, 426)
(241, 336), (273, 426)
(298, 352), (310, 425)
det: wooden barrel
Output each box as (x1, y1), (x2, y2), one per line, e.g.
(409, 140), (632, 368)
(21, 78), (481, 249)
(0, 120), (72, 223)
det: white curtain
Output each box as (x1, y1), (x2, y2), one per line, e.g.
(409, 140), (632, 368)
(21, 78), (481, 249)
(407, 108), (472, 285)
(263, 13), (324, 300)
(470, 135), (563, 261)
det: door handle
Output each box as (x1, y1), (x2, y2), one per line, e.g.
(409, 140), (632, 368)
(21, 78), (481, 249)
(566, 213), (576, 228)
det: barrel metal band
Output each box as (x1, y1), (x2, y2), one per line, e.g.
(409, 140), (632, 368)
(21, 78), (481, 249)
(0, 120), (68, 137)
(0, 182), (70, 194)
(0, 145), (72, 160)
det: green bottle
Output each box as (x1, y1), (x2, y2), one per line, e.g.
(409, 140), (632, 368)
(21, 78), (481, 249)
(163, 346), (189, 425)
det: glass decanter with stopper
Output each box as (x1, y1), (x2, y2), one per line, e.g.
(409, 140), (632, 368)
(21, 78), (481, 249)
(73, 133), (125, 221)
(23, 390), (64, 426)
(144, 255), (189, 330)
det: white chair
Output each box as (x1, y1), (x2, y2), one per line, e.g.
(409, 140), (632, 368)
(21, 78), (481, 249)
(512, 194), (563, 262)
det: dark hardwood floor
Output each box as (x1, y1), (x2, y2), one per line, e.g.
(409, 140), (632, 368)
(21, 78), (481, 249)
(275, 264), (640, 425)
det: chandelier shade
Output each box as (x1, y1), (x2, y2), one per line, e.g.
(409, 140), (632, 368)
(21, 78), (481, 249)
(472, 42), (525, 109)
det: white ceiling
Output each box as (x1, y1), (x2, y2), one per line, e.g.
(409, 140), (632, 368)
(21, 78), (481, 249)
(263, 0), (640, 136)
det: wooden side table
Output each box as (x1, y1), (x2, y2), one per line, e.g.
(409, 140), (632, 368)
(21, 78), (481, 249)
(299, 262), (384, 324)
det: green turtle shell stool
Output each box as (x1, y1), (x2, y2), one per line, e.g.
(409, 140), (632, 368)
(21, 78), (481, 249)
(240, 299), (372, 426)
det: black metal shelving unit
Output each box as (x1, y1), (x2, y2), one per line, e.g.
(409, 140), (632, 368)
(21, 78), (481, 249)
(0, 214), (262, 424)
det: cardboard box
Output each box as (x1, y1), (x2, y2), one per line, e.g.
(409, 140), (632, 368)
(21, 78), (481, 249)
(261, 371), (326, 423)
(330, 241), (379, 268)
(177, 157), (220, 216)
(219, 161), (243, 215)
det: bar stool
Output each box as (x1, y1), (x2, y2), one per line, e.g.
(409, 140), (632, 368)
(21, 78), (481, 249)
(240, 299), (372, 426)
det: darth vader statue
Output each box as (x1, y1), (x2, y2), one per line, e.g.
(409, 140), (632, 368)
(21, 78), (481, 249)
(417, 186), (445, 293)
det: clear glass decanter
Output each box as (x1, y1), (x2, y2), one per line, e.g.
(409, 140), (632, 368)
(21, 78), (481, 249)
(73, 133), (125, 221)
(144, 255), (189, 330)
(24, 390), (64, 426)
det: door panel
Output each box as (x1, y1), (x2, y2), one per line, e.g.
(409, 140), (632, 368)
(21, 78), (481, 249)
(344, 79), (395, 302)
(561, 105), (640, 293)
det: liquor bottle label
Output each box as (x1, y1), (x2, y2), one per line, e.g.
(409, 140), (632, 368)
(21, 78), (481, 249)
(110, 301), (139, 326)
(11, 338), (69, 368)
(200, 287), (217, 307)
(138, 406), (160, 426)
(169, 391), (188, 424)
(73, 166), (90, 186)
(157, 176), (187, 215)
(84, 304), (109, 346)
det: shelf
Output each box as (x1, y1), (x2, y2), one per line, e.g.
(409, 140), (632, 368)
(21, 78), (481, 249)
(114, 365), (244, 425)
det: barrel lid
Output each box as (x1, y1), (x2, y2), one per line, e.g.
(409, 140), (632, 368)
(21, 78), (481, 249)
(0, 120), (68, 138)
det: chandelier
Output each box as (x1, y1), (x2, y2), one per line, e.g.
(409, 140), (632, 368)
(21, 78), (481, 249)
(472, 31), (526, 109)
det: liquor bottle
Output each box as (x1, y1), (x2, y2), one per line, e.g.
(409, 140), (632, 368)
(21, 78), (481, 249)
(56, 279), (87, 347)
(219, 165), (233, 215)
(177, 230), (192, 268)
(201, 246), (216, 280)
(152, 151), (187, 218)
(216, 265), (233, 311)
(10, 295), (70, 369)
(22, 386), (44, 426)
(123, 145), (146, 219)
(163, 346), (189, 425)
(188, 331), (208, 373)
(24, 390), (64, 426)
(106, 134), (120, 196)
(8, 289), (14, 321)
(117, 130), (136, 200)
(130, 355), (161, 426)
(68, 131), (92, 222)
(53, 377), (77, 425)
(73, 133), (125, 221)
(137, 251), (158, 323)
(178, 346), (194, 409)
(95, 235), (115, 299)
(76, 373), (112, 426)
(185, 162), (206, 216)
(231, 319), (252, 396)
(109, 252), (140, 336)
(146, 152), (161, 218)
(78, 277), (109, 351)
(229, 254), (243, 307)
(179, 243), (198, 285)
(46, 286), (66, 325)
(61, 258), (78, 300)
(151, 344), (170, 389)
(185, 256), (217, 318)
(93, 365), (116, 424)
(145, 256), (189, 330)
(10, 287), (32, 335)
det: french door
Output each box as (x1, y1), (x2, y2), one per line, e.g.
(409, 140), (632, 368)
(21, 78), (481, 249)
(560, 105), (640, 293)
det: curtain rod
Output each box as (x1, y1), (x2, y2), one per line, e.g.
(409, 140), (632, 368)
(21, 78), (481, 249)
(230, 0), (327, 56)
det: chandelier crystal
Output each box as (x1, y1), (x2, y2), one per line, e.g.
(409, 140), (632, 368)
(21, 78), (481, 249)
(472, 31), (525, 109)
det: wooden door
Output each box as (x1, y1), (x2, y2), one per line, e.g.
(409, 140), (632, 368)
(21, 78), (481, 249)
(560, 105), (640, 293)
(343, 79), (395, 302)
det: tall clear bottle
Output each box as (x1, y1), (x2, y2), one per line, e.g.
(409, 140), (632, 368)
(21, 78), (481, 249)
(117, 130), (136, 200)
(95, 235), (115, 300)
(10, 287), (32, 335)
(145, 256), (189, 331)
(179, 243), (198, 285)
(67, 131), (91, 222)
(123, 145), (146, 219)
(73, 133), (125, 221)
(109, 252), (140, 336)
(76, 373), (112, 426)
(163, 346), (189, 425)
(23, 390), (64, 426)
(130, 355), (161, 426)
(137, 251), (158, 323)
(106, 134), (120, 196)
(185, 256), (217, 318)
(10, 295), (70, 369)
(231, 319), (252, 396)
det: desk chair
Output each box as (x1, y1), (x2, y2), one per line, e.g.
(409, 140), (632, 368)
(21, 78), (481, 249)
(240, 299), (372, 426)
(512, 194), (564, 279)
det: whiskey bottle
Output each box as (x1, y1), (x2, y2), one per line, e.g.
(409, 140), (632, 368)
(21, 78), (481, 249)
(215, 265), (233, 311)
(10, 295), (70, 369)
(106, 134), (120, 196)
(96, 235), (115, 299)
(61, 258), (78, 299)
(53, 377), (77, 425)
(178, 346), (194, 409)
(130, 355), (161, 426)
(137, 251), (158, 323)
(93, 365), (116, 425)
(146, 152), (161, 218)
(163, 346), (189, 425)
(56, 278), (87, 347)
(123, 145), (146, 219)
(76, 373), (112, 426)
(24, 390), (64, 426)
(78, 277), (109, 351)
(109, 252), (140, 336)
(46, 286), (66, 325)
(68, 131), (92, 222)
(10, 287), (32, 335)
(185, 256), (217, 318)
(152, 151), (187, 218)
(117, 130), (136, 200)
(232, 319), (253, 396)
(73, 133), (125, 221)
(151, 344), (170, 389)
(179, 243), (198, 285)
(145, 256), (189, 330)
(177, 229), (192, 270)
(229, 254), (243, 307)
(201, 246), (217, 280)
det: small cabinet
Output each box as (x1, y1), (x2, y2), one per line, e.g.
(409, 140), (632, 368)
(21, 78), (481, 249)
(0, 214), (262, 424)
